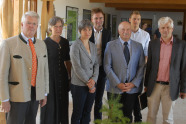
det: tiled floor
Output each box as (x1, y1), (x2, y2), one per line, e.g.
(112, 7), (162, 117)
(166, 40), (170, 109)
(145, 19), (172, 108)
(36, 91), (186, 124)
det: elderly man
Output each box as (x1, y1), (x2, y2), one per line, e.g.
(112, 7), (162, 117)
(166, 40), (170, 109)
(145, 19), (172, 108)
(104, 21), (145, 123)
(0, 11), (49, 124)
(145, 17), (186, 124)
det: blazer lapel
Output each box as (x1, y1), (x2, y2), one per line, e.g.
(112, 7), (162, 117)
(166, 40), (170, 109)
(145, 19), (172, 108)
(78, 39), (92, 60)
(129, 41), (137, 65)
(170, 37), (178, 64)
(89, 29), (95, 43)
(115, 39), (128, 66)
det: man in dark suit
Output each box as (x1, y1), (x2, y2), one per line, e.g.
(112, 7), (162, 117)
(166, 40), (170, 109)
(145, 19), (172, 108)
(89, 8), (111, 120)
(145, 17), (186, 124)
(0, 11), (49, 124)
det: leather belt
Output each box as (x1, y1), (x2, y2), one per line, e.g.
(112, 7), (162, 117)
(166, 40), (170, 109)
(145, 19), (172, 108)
(156, 81), (169, 85)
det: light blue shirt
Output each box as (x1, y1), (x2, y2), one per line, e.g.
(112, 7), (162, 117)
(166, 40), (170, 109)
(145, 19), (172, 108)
(119, 37), (131, 82)
(130, 28), (150, 56)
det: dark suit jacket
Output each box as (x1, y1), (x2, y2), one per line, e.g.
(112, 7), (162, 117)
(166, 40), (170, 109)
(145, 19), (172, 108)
(89, 28), (111, 67)
(144, 37), (186, 101)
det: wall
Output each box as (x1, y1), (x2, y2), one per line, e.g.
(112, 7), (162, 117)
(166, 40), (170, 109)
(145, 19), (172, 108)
(37, 0), (120, 40)
(37, 0), (184, 39)
(118, 11), (184, 39)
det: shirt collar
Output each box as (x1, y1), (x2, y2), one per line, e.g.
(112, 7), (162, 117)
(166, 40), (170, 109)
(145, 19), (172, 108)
(21, 32), (34, 44)
(160, 36), (173, 44)
(93, 27), (103, 33)
(119, 36), (131, 45)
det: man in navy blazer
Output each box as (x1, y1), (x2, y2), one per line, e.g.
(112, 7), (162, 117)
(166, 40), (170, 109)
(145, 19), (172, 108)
(145, 17), (186, 124)
(104, 21), (145, 123)
(89, 8), (111, 120)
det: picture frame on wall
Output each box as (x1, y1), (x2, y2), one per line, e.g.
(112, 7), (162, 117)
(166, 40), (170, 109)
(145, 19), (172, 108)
(112, 15), (117, 37)
(121, 18), (129, 22)
(66, 6), (79, 42)
(83, 9), (91, 20)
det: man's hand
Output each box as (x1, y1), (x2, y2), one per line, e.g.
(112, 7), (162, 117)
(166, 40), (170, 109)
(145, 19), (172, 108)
(39, 96), (47, 107)
(1, 101), (11, 113)
(180, 93), (186, 99)
(122, 83), (135, 92)
(117, 83), (126, 90)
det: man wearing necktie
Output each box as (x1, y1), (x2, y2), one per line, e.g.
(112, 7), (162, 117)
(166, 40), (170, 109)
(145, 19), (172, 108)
(0, 11), (49, 124)
(104, 21), (145, 123)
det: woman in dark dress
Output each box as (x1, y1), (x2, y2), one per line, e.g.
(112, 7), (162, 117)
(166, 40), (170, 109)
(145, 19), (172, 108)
(40, 16), (71, 124)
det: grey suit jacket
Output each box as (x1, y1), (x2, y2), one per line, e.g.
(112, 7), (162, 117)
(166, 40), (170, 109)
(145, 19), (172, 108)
(104, 38), (145, 94)
(145, 37), (186, 101)
(70, 38), (99, 86)
(0, 35), (49, 102)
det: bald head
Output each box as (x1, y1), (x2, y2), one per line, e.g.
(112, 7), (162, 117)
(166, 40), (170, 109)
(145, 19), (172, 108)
(118, 21), (132, 41)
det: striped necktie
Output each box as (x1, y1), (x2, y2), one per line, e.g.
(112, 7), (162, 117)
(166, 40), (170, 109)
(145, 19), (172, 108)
(28, 39), (37, 87)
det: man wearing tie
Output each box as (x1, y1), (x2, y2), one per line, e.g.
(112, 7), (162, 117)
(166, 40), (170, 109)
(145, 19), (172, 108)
(104, 21), (145, 123)
(89, 8), (111, 120)
(0, 11), (49, 124)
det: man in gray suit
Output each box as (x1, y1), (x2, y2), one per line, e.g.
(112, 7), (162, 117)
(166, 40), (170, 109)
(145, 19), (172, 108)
(104, 21), (145, 123)
(145, 17), (186, 124)
(0, 11), (49, 124)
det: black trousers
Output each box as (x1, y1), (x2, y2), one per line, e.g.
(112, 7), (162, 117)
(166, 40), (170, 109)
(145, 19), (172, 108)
(71, 84), (96, 124)
(94, 66), (106, 120)
(107, 92), (139, 123)
(7, 87), (39, 124)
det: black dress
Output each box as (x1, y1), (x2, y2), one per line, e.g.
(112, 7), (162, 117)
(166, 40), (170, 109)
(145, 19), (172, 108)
(40, 36), (70, 124)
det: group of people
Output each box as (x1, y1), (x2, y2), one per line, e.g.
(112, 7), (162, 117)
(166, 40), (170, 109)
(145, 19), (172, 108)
(0, 7), (186, 124)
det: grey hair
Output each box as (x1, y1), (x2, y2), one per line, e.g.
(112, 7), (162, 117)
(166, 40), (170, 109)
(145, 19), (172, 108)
(21, 11), (40, 23)
(48, 16), (64, 32)
(78, 19), (93, 32)
(158, 17), (174, 28)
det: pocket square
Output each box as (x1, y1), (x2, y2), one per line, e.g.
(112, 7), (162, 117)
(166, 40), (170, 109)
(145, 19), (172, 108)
(13, 55), (22, 59)
(8, 82), (19, 85)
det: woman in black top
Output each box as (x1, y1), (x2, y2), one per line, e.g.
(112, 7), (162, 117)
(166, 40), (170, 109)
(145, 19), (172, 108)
(40, 16), (71, 124)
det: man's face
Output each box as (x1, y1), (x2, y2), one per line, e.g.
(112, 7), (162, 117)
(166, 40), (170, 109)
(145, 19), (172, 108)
(21, 16), (38, 38)
(159, 22), (173, 39)
(91, 12), (104, 30)
(129, 14), (141, 28)
(118, 22), (132, 41)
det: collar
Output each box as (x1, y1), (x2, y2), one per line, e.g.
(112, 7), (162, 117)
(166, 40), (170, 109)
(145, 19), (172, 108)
(93, 27), (103, 33)
(21, 32), (35, 44)
(160, 36), (173, 44)
(119, 36), (131, 45)
(133, 28), (141, 33)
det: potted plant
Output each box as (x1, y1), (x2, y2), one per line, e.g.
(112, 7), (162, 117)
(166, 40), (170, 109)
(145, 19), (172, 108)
(94, 94), (147, 124)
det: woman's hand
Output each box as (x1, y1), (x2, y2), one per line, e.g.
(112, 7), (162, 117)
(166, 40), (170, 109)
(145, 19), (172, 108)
(87, 78), (96, 93)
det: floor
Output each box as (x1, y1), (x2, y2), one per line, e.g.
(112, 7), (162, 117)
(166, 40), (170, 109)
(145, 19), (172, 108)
(36, 91), (186, 124)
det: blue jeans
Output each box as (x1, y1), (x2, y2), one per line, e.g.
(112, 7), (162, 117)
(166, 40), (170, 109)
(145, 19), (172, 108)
(71, 84), (96, 124)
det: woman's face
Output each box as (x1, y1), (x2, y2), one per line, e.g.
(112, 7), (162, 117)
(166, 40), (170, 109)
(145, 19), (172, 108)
(51, 21), (63, 36)
(80, 26), (92, 40)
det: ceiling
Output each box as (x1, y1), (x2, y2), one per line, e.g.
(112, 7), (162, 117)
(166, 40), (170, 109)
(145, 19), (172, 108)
(89, 0), (186, 12)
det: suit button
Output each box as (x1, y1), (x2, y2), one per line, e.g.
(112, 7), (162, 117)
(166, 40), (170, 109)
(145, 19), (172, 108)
(29, 68), (31, 70)
(90, 61), (92, 64)
(90, 68), (92, 70)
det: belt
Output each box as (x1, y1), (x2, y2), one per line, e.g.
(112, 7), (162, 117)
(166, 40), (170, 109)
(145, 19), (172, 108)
(156, 81), (169, 85)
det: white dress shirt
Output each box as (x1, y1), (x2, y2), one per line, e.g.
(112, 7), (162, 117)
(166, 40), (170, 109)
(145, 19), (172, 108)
(130, 28), (150, 56)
